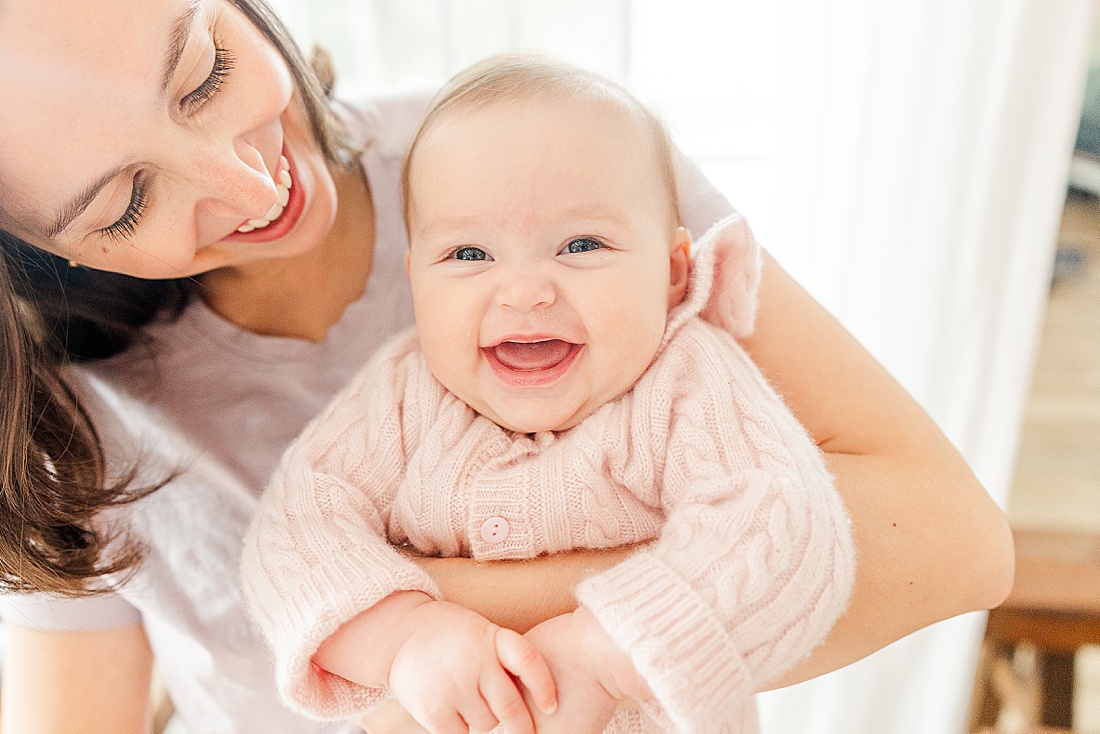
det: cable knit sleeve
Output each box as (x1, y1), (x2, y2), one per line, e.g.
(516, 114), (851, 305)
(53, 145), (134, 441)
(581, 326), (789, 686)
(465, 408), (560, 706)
(240, 329), (444, 719)
(575, 321), (856, 734)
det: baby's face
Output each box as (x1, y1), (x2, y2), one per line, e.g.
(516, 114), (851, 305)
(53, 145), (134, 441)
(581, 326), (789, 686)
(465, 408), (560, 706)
(405, 96), (687, 433)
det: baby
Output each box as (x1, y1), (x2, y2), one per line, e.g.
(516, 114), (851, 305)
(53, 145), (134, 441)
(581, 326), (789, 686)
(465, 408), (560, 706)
(242, 54), (855, 734)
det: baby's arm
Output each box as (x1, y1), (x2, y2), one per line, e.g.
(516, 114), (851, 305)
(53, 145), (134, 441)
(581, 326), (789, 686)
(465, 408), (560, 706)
(709, 221), (1012, 685)
(239, 332), (444, 718)
(572, 321), (857, 732)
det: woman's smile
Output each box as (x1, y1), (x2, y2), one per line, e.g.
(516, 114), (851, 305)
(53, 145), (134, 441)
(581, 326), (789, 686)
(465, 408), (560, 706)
(225, 144), (307, 243)
(235, 153), (293, 233)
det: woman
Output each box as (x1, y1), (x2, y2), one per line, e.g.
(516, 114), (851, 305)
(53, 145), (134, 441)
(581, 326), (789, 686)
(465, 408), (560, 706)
(0, 1), (1013, 733)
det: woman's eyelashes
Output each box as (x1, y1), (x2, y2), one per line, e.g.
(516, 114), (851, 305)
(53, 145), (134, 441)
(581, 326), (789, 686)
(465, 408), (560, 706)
(93, 40), (234, 242)
(100, 174), (150, 242)
(180, 42), (235, 114)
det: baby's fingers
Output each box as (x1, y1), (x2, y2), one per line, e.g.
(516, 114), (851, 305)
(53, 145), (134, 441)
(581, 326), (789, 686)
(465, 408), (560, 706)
(477, 667), (534, 734)
(494, 628), (557, 715)
(458, 694), (502, 734)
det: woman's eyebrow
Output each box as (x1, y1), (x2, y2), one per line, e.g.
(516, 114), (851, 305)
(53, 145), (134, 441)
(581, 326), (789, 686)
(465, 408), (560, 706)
(46, 166), (126, 239)
(160, 0), (203, 97)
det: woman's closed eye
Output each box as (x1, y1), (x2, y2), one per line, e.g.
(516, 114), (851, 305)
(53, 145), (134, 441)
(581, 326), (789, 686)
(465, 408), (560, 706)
(181, 42), (235, 114)
(100, 173), (150, 242)
(93, 41), (234, 243)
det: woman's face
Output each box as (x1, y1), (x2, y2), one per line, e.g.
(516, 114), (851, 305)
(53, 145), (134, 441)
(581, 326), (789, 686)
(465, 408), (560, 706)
(0, 0), (337, 279)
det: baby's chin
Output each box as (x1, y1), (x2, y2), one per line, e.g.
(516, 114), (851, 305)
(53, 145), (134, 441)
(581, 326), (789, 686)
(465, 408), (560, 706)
(461, 379), (639, 435)
(491, 412), (580, 436)
(474, 401), (591, 436)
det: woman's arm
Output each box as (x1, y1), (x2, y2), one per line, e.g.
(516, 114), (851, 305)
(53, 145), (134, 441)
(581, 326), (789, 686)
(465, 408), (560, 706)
(415, 251), (1014, 685)
(0, 622), (154, 733)
(746, 251), (1014, 686)
(413, 547), (636, 633)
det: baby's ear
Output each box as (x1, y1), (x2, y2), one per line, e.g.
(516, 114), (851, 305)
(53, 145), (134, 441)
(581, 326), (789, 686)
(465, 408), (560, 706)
(668, 226), (692, 308)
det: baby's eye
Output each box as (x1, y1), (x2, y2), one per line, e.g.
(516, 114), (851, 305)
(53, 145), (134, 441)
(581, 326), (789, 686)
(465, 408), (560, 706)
(561, 237), (603, 254)
(450, 246), (490, 261)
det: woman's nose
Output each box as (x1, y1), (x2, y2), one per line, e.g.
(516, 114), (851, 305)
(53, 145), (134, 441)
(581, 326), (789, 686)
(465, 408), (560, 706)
(191, 139), (279, 220)
(495, 267), (556, 313)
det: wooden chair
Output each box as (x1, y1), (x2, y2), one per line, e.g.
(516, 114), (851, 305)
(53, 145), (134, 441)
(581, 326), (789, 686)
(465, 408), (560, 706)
(970, 528), (1100, 731)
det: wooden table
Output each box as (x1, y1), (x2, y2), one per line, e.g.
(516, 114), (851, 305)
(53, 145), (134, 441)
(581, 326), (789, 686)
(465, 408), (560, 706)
(976, 528), (1100, 730)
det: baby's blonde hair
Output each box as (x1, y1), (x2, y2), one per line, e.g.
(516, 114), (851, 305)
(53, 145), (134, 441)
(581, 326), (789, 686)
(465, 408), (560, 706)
(402, 53), (682, 231)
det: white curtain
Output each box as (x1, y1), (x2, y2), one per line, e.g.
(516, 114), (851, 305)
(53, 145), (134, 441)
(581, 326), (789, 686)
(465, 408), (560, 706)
(748, 2), (1094, 732)
(280, 1), (1095, 732)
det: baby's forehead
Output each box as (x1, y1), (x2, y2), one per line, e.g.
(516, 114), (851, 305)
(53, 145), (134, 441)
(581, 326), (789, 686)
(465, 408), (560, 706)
(403, 61), (683, 228)
(444, 86), (648, 131)
(416, 92), (663, 175)
(413, 96), (667, 192)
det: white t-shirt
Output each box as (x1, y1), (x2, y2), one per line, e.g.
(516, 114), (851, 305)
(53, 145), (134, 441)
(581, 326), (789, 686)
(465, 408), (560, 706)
(0, 92), (735, 734)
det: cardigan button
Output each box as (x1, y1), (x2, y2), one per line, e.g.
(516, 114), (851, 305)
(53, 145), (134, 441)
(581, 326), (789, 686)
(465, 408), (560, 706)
(480, 516), (510, 544)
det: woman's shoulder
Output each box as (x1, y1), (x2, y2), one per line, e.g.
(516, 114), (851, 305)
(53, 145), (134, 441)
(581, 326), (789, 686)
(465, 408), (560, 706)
(335, 88), (435, 159)
(61, 364), (198, 482)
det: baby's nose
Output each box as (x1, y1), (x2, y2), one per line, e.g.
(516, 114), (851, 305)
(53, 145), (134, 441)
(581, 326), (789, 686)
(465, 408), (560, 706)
(495, 269), (556, 313)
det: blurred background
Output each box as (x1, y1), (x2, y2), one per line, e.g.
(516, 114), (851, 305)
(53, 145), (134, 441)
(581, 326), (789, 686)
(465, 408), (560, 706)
(267, 1), (1100, 733)
(2, 1), (1095, 733)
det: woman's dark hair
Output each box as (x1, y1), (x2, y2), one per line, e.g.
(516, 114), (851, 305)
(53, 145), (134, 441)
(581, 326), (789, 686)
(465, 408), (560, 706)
(0, 0), (351, 596)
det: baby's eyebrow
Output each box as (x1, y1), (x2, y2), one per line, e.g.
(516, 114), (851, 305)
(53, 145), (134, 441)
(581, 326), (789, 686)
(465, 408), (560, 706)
(556, 204), (632, 228)
(417, 205), (631, 238)
(414, 214), (484, 241)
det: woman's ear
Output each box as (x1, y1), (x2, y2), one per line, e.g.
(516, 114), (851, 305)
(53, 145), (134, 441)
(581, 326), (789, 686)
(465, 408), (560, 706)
(668, 226), (692, 308)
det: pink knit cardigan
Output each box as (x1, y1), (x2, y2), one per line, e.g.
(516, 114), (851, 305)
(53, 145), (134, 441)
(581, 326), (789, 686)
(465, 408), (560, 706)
(241, 215), (855, 733)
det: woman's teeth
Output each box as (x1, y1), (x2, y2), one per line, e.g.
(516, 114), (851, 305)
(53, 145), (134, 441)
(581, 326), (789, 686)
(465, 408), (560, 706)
(236, 155), (293, 233)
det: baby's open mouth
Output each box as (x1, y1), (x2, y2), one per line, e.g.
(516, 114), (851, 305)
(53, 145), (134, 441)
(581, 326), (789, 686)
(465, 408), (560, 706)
(488, 339), (577, 372)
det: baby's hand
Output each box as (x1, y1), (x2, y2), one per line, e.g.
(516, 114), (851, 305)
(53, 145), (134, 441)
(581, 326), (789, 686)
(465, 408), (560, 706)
(357, 699), (429, 734)
(519, 608), (652, 734)
(388, 600), (557, 734)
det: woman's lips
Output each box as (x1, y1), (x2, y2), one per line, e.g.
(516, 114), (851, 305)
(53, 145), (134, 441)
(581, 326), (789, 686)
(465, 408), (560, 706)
(482, 339), (583, 387)
(225, 144), (305, 243)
